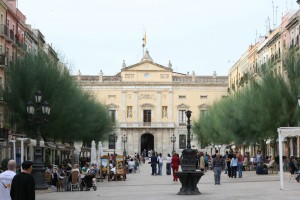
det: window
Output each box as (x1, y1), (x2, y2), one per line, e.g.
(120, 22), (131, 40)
(179, 95), (186, 99)
(162, 106), (168, 118)
(108, 134), (116, 149)
(200, 110), (207, 117)
(125, 74), (134, 79)
(109, 110), (116, 123)
(200, 95), (208, 99)
(127, 106), (132, 118)
(143, 110), (151, 125)
(179, 134), (186, 149)
(178, 110), (186, 125)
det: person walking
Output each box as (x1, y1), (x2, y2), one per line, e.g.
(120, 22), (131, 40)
(236, 151), (244, 178)
(10, 161), (35, 200)
(166, 154), (172, 175)
(223, 151), (228, 174)
(255, 150), (263, 175)
(212, 153), (223, 185)
(230, 154), (238, 178)
(0, 160), (16, 200)
(150, 153), (158, 176)
(199, 152), (205, 171)
(157, 153), (163, 175)
(171, 153), (180, 181)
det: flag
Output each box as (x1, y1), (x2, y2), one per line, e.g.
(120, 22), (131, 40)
(142, 32), (146, 47)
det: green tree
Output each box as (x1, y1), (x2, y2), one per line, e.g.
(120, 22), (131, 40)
(4, 52), (113, 143)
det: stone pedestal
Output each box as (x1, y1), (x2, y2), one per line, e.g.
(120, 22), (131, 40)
(175, 171), (204, 195)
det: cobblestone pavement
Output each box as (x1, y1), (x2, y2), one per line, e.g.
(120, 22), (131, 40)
(36, 162), (300, 200)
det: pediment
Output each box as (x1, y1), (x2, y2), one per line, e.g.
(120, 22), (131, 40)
(122, 61), (172, 72)
(198, 104), (209, 110)
(140, 103), (155, 108)
(107, 103), (119, 109)
(177, 103), (190, 109)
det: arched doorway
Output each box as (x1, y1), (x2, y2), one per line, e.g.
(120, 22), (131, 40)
(141, 133), (154, 157)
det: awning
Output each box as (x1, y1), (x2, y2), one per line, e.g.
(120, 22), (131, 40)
(56, 143), (65, 150)
(25, 139), (45, 147)
(45, 142), (56, 149)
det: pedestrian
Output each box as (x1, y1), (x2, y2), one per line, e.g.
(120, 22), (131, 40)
(171, 153), (180, 181)
(166, 154), (172, 175)
(204, 153), (209, 172)
(212, 153), (223, 185)
(199, 152), (205, 171)
(236, 151), (244, 178)
(223, 151), (228, 174)
(255, 150), (263, 175)
(227, 150), (234, 177)
(157, 153), (163, 175)
(10, 161), (35, 200)
(0, 160), (16, 200)
(150, 153), (158, 176)
(230, 154), (238, 178)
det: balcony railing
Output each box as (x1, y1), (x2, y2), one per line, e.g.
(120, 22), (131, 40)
(0, 54), (7, 66)
(9, 29), (15, 42)
(0, 128), (8, 139)
(0, 24), (8, 37)
(119, 122), (175, 128)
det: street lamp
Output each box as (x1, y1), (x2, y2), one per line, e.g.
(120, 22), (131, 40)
(185, 110), (192, 149)
(27, 90), (50, 190)
(122, 134), (127, 156)
(170, 133), (176, 153)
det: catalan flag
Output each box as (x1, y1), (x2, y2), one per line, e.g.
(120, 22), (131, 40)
(142, 32), (146, 47)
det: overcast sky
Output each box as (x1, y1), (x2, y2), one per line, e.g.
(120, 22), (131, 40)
(18, 0), (298, 76)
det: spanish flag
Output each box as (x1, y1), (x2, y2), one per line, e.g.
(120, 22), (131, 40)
(142, 32), (146, 47)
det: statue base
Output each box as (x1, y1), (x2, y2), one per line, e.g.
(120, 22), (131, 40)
(175, 171), (204, 195)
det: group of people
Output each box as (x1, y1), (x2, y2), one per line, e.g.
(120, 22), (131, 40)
(0, 160), (35, 200)
(149, 152), (180, 181)
(46, 162), (98, 191)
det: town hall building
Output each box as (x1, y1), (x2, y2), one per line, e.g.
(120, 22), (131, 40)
(76, 50), (228, 156)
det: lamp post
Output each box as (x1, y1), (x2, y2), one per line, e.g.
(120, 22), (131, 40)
(122, 134), (127, 156)
(170, 133), (176, 153)
(27, 90), (50, 190)
(185, 110), (192, 149)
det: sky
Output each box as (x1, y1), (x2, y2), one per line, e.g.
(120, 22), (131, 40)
(17, 0), (298, 76)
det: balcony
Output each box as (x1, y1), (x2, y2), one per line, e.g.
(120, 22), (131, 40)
(119, 122), (175, 128)
(0, 24), (8, 38)
(16, 36), (27, 51)
(0, 54), (7, 68)
(0, 128), (8, 140)
(9, 29), (15, 43)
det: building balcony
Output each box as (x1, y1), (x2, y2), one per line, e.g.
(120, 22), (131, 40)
(9, 29), (15, 43)
(0, 24), (8, 38)
(119, 122), (175, 128)
(0, 54), (7, 68)
(0, 128), (8, 140)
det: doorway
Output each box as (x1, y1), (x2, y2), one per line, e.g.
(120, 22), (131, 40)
(141, 133), (154, 157)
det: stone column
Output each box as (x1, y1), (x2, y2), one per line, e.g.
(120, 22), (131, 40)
(134, 92), (138, 122)
(168, 90), (173, 120)
(18, 138), (27, 164)
(157, 92), (162, 123)
(122, 91), (127, 122)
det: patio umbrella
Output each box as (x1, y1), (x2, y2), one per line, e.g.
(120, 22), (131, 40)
(91, 140), (97, 164)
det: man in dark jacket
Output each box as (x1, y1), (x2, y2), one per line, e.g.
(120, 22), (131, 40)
(10, 161), (35, 200)
(150, 152), (158, 176)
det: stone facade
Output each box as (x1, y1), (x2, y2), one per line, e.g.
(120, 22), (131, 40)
(76, 50), (228, 156)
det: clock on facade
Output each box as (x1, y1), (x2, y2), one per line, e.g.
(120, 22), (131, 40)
(144, 73), (150, 78)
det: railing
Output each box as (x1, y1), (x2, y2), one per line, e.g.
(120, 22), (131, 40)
(119, 122), (175, 128)
(0, 54), (7, 66)
(0, 24), (8, 37)
(9, 29), (15, 42)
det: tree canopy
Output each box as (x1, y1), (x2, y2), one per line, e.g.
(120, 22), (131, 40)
(193, 50), (300, 147)
(4, 52), (113, 143)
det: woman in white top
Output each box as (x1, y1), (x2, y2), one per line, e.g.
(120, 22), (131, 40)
(166, 154), (172, 175)
(157, 153), (164, 176)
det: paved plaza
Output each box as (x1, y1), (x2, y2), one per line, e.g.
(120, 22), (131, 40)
(37, 163), (300, 200)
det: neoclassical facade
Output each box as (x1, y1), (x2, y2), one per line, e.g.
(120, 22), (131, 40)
(76, 50), (228, 156)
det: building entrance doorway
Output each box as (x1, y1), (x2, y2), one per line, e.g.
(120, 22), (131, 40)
(141, 133), (154, 157)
